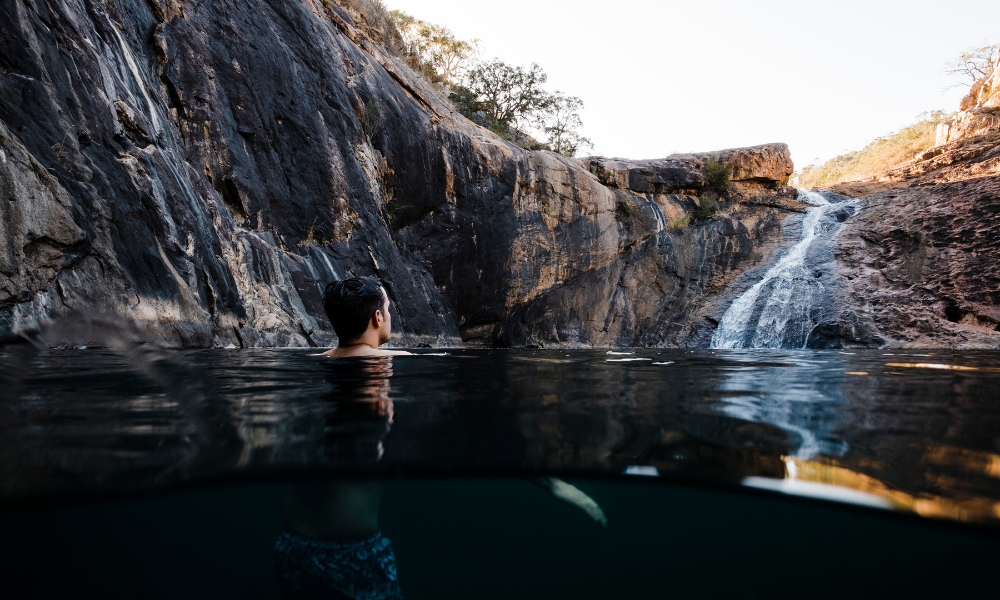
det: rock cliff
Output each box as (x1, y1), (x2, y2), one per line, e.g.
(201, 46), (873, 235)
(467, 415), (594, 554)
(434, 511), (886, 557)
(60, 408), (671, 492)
(828, 103), (1000, 348)
(0, 0), (797, 348)
(936, 64), (1000, 146)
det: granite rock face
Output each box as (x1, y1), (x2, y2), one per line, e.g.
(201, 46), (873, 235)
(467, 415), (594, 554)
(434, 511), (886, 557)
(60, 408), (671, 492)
(584, 143), (794, 198)
(494, 206), (791, 347)
(0, 0), (797, 348)
(830, 131), (1000, 348)
(937, 65), (1000, 147)
(936, 109), (1000, 146)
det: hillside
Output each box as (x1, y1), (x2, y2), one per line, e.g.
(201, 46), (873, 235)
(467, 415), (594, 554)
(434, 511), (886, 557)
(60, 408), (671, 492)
(824, 84), (1000, 348)
(801, 46), (1000, 191)
(797, 113), (948, 188)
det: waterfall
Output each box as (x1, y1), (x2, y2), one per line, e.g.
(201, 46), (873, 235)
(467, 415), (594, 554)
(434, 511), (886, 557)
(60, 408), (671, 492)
(711, 190), (855, 349)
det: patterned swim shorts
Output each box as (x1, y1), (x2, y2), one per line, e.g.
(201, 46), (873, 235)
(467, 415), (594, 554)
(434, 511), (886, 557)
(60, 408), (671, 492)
(273, 529), (402, 600)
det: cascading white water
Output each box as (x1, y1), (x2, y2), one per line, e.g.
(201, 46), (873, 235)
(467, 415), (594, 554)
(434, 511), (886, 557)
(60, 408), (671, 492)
(711, 190), (851, 349)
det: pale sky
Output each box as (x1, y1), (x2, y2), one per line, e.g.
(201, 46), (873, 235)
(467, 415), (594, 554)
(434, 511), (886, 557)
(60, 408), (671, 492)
(386, 0), (1000, 169)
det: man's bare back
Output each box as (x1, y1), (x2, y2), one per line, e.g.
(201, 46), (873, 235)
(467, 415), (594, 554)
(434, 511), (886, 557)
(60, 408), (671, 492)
(321, 345), (410, 358)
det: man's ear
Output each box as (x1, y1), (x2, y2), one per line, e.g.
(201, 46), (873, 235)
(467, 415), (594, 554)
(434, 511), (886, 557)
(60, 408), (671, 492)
(373, 309), (384, 328)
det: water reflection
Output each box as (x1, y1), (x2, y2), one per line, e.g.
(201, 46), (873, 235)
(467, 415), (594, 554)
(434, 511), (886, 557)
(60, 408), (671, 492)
(712, 352), (849, 459)
(2, 348), (1000, 529)
(276, 357), (401, 599)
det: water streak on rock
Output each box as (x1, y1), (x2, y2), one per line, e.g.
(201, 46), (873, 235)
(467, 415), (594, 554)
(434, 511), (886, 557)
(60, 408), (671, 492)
(712, 190), (856, 349)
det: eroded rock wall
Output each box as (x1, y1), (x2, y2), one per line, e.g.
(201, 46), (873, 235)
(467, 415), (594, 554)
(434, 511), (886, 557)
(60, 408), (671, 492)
(0, 0), (797, 348)
(936, 65), (1000, 147)
(830, 131), (1000, 348)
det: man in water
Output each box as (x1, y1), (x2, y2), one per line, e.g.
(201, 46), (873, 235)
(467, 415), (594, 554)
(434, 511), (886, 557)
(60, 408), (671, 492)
(275, 276), (407, 600)
(274, 277), (605, 598)
(319, 277), (411, 358)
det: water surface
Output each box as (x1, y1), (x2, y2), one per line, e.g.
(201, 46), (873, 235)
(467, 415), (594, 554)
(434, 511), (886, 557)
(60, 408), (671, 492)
(2, 347), (999, 527)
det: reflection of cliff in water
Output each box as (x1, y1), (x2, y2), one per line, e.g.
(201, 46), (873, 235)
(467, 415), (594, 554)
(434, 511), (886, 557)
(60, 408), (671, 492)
(3, 349), (1000, 525)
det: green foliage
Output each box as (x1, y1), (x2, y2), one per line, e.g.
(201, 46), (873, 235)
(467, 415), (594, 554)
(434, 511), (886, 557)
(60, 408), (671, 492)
(461, 60), (552, 131)
(448, 84), (486, 119)
(670, 213), (691, 229)
(379, 10), (595, 155)
(697, 191), (719, 220)
(454, 60), (592, 155)
(797, 111), (950, 188)
(703, 155), (732, 198)
(616, 199), (634, 218)
(537, 93), (593, 157)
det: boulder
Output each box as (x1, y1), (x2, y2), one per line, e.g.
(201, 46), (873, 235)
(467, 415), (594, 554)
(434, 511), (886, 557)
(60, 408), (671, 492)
(936, 109), (1000, 146)
(584, 143), (793, 196)
(701, 143), (794, 185)
(584, 157), (704, 193)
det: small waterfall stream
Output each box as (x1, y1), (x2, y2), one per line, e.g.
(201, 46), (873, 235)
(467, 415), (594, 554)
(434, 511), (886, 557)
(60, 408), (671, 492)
(711, 190), (856, 349)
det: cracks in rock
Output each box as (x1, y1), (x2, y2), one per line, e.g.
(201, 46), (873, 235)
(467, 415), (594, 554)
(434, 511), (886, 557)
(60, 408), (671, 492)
(216, 177), (254, 227)
(198, 267), (217, 318)
(299, 321), (318, 347)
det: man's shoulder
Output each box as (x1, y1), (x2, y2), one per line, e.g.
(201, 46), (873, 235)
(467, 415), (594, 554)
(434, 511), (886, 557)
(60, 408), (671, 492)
(319, 347), (412, 358)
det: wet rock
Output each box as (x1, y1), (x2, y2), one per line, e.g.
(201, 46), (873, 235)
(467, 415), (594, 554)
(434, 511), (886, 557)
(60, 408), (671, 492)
(0, 122), (88, 323)
(0, 0), (799, 348)
(494, 207), (789, 347)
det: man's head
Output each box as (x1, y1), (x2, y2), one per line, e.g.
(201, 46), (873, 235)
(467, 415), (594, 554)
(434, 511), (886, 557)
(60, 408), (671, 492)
(323, 277), (392, 345)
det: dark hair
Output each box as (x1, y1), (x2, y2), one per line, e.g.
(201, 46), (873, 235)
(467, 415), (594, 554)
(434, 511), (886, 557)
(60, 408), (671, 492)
(323, 277), (385, 341)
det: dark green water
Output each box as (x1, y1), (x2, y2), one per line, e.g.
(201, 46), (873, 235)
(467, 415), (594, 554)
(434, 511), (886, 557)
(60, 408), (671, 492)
(3, 478), (999, 599)
(2, 347), (1000, 597)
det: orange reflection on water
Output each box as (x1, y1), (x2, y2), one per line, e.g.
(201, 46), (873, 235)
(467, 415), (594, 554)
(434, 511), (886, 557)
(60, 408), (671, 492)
(784, 457), (1000, 525)
(884, 362), (1000, 373)
(922, 445), (1000, 480)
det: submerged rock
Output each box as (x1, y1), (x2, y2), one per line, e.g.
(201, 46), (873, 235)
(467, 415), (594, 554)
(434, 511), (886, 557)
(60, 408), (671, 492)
(0, 0), (798, 348)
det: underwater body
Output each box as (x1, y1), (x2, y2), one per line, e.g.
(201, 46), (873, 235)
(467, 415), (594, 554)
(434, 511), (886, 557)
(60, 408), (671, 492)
(2, 347), (1000, 598)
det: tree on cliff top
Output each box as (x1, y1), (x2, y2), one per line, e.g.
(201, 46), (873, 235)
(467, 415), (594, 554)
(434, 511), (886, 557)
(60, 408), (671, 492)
(450, 60), (593, 156)
(458, 60), (553, 131)
(945, 43), (1000, 87)
(381, 10), (594, 156)
(537, 93), (592, 157)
